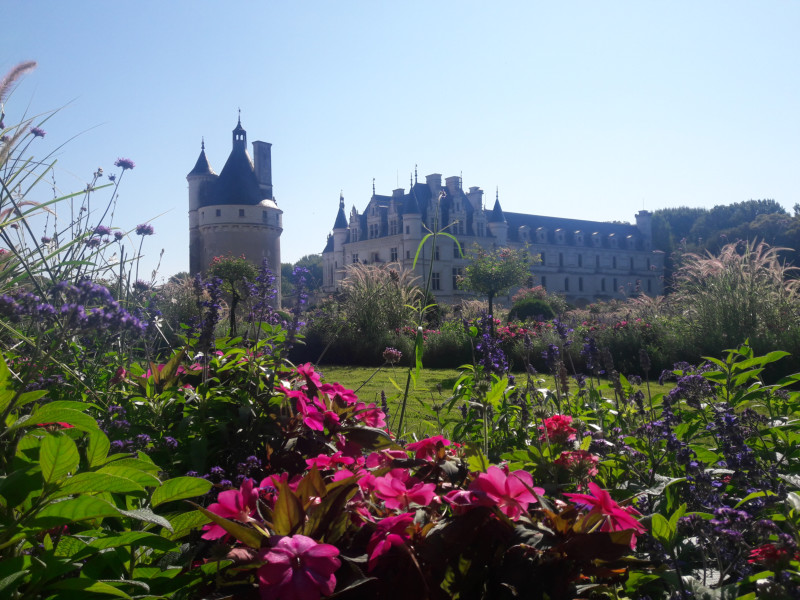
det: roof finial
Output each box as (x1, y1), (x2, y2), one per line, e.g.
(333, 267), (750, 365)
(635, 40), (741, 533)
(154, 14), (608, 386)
(496, 186), (499, 202)
(237, 107), (241, 126)
(339, 190), (344, 208)
(201, 137), (205, 151)
(415, 164), (418, 184)
(372, 178), (375, 196)
(410, 172), (413, 188)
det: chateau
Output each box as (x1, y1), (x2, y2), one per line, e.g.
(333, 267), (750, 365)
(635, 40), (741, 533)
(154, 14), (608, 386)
(321, 173), (664, 305)
(187, 118), (283, 305)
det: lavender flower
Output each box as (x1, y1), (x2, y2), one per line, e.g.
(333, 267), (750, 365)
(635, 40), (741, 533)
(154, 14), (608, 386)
(40, 236), (52, 244)
(114, 157), (135, 170)
(30, 126), (46, 138)
(113, 231), (124, 241)
(94, 225), (112, 236)
(135, 223), (154, 236)
(382, 347), (402, 365)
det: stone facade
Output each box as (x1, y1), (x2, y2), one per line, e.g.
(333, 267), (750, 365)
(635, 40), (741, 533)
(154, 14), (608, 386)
(322, 173), (664, 305)
(187, 118), (283, 306)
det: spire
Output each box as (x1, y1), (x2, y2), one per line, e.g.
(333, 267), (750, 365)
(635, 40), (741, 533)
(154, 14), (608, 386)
(333, 192), (348, 229)
(372, 178), (375, 196)
(415, 164), (418, 184)
(489, 187), (506, 223)
(232, 112), (246, 150)
(187, 138), (215, 177)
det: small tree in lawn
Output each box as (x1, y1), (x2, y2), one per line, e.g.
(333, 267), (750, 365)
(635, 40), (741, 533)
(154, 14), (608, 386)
(207, 254), (258, 337)
(459, 245), (533, 324)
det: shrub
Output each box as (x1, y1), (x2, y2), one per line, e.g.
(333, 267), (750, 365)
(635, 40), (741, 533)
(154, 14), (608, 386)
(508, 296), (555, 322)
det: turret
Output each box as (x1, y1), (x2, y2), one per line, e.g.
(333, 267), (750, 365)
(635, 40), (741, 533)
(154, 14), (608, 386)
(187, 139), (217, 275)
(487, 189), (508, 245)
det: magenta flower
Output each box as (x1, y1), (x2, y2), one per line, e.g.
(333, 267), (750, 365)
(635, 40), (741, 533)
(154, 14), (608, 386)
(296, 362), (323, 393)
(406, 435), (451, 461)
(564, 482), (646, 546)
(442, 488), (495, 515)
(258, 535), (340, 600)
(114, 157), (135, 170)
(319, 381), (358, 406)
(305, 451), (355, 471)
(30, 126), (46, 138)
(373, 468), (437, 511)
(135, 223), (154, 236)
(539, 414), (577, 443)
(353, 402), (386, 428)
(201, 478), (259, 540)
(382, 347), (402, 364)
(469, 466), (544, 520)
(94, 225), (112, 236)
(366, 513), (414, 571)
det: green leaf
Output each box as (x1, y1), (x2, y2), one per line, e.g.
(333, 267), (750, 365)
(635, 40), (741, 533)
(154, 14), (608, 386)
(151, 477), (212, 507)
(117, 508), (174, 531)
(45, 578), (132, 598)
(20, 407), (99, 432)
(87, 531), (178, 552)
(649, 514), (674, 547)
(33, 496), (120, 526)
(463, 443), (489, 473)
(734, 490), (777, 508)
(190, 503), (263, 549)
(40, 434), (80, 484)
(55, 472), (146, 497)
(338, 426), (399, 451)
(273, 482), (305, 536)
(86, 430), (110, 468)
(162, 510), (211, 540)
(96, 465), (161, 488)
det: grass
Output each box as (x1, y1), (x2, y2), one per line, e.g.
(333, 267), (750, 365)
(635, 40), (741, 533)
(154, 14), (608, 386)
(318, 365), (674, 439)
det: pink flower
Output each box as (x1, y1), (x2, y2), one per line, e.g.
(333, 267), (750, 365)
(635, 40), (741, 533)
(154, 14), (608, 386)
(373, 469), (437, 510)
(319, 382), (358, 407)
(353, 402), (386, 428)
(564, 482), (646, 547)
(305, 451), (355, 471)
(442, 489), (495, 515)
(258, 535), (340, 600)
(469, 466), (544, 520)
(365, 449), (408, 469)
(202, 478), (259, 540)
(539, 414), (577, 443)
(406, 435), (451, 461)
(366, 513), (414, 571)
(555, 450), (599, 479)
(296, 363), (323, 393)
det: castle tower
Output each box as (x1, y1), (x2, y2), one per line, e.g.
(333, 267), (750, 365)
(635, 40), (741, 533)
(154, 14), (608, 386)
(187, 117), (283, 306)
(487, 189), (508, 245)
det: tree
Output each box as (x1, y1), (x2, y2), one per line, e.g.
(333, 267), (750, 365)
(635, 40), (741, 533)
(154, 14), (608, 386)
(207, 255), (258, 336)
(459, 245), (533, 320)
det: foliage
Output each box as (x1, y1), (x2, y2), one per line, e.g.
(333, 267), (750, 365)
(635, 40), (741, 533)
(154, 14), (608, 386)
(458, 245), (532, 318)
(508, 296), (555, 322)
(207, 254), (258, 336)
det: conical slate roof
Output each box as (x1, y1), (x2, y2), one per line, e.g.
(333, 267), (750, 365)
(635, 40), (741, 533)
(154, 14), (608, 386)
(187, 145), (215, 177)
(489, 197), (506, 223)
(333, 195), (348, 229)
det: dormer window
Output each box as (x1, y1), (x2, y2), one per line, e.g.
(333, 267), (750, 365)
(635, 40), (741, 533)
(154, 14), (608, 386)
(518, 225), (530, 243)
(536, 227), (547, 243)
(555, 228), (566, 244)
(627, 235), (636, 250)
(574, 230), (584, 245)
(592, 232), (602, 247)
(608, 234), (619, 249)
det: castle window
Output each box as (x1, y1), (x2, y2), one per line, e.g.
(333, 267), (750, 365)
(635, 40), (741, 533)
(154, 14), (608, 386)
(477, 222), (485, 237)
(540, 252), (546, 265)
(262, 210), (268, 221)
(559, 253), (564, 267)
(613, 257), (617, 269)
(239, 209), (245, 217)
(215, 209), (221, 217)
(613, 278), (618, 292)
(431, 272), (441, 291)
(647, 257), (651, 269)
(406, 250), (411, 259)
(352, 253), (359, 264)
(601, 278), (606, 292)
(541, 276), (547, 289)
(647, 279), (652, 293)
(564, 277), (569, 292)
(578, 254), (583, 267)
(391, 247), (398, 262)
(630, 257), (634, 270)
(406, 225), (410, 235)
(596, 255), (600, 268)
(578, 277), (583, 292)
(434, 246), (440, 260)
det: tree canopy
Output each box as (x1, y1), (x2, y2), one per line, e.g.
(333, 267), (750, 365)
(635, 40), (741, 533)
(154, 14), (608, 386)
(459, 245), (532, 318)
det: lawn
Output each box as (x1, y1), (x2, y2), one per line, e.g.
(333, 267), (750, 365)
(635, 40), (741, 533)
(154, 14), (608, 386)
(319, 364), (673, 438)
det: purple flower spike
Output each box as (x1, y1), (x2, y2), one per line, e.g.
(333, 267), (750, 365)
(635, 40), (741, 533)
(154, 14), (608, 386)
(30, 127), (46, 138)
(114, 157), (135, 170)
(94, 225), (112, 236)
(135, 223), (154, 236)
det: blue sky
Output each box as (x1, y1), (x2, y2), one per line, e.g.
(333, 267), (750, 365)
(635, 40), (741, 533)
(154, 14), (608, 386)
(3, 1), (798, 280)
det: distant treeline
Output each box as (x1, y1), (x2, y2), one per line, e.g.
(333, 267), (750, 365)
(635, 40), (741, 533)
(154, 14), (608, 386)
(653, 199), (800, 282)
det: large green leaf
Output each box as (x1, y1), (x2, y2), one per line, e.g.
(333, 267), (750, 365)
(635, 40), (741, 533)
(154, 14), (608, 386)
(87, 531), (178, 552)
(96, 465), (161, 488)
(117, 508), (173, 531)
(151, 477), (212, 507)
(162, 510), (211, 540)
(55, 472), (146, 497)
(33, 496), (120, 526)
(86, 430), (110, 468)
(272, 482), (305, 536)
(45, 578), (132, 598)
(18, 406), (99, 432)
(40, 434), (80, 484)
